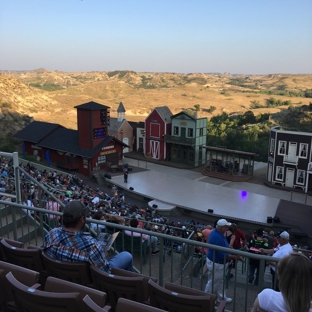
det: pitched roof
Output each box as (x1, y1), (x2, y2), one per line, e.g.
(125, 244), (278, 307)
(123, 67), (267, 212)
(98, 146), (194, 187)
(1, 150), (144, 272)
(13, 121), (61, 143)
(38, 127), (121, 158)
(14, 119), (129, 158)
(154, 106), (172, 122)
(108, 118), (124, 131)
(117, 102), (126, 113)
(74, 101), (110, 111)
(128, 121), (145, 129)
(172, 111), (196, 120)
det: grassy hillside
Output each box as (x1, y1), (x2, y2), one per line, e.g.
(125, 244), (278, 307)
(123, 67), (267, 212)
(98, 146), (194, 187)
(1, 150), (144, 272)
(1, 69), (311, 130)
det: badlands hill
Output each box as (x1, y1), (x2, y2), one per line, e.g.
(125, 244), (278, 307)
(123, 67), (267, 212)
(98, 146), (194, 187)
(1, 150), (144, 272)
(0, 69), (311, 138)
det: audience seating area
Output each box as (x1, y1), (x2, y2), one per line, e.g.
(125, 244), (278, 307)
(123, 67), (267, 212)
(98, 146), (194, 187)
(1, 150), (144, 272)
(42, 252), (93, 287)
(0, 239), (48, 285)
(0, 236), (226, 312)
(148, 279), (226, 312)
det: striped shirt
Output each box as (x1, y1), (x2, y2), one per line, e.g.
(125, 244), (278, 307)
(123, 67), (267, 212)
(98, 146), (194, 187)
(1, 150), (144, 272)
(43, 227), (110, 272)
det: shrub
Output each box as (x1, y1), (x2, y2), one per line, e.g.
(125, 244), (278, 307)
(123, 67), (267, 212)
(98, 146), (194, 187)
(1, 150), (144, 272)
(250, 100), (264, 109)
(0, 102), (12, 109)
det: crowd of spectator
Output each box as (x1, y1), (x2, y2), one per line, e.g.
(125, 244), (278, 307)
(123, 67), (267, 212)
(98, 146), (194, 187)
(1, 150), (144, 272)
(1, 155), (311, 258)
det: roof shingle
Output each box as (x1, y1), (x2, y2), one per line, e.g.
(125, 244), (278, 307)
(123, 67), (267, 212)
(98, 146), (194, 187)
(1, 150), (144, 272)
(13, 121), (61, 143)
(74, 101), (110, 111)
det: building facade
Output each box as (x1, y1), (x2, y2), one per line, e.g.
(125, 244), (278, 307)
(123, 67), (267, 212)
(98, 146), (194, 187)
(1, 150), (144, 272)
(165, 111), (207, 167)
(144, 106), (172, 160)
(14, 101), (128, 177)
(267, 126), (312, 193)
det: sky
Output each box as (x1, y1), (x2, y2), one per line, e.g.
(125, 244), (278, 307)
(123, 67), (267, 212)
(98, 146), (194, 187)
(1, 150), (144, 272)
(1, 0), (312, 74)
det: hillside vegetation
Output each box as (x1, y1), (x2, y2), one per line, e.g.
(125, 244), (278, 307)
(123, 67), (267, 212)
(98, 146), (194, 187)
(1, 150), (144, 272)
(0, 69), (311, 158)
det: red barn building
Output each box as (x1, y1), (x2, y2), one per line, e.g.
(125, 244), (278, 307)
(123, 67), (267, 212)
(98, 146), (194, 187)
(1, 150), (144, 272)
(14, 101), (128, 176)
(144, 106), (172, 160)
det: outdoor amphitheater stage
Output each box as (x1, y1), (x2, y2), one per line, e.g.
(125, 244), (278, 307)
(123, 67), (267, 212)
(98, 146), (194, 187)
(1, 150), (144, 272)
(109, 170), (280, 225)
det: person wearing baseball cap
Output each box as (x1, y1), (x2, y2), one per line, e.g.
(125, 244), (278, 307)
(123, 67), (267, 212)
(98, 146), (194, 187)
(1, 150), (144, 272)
(204, 219), (244, 304)
(260, 230), (292, 291)
(43, 200), (133, 273)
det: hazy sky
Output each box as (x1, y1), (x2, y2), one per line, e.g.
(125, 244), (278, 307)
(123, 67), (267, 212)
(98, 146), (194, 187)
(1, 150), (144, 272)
(1, 0), (311, 74)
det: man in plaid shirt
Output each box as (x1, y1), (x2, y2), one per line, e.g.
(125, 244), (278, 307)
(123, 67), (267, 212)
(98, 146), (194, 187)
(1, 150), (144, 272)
(43, 200), (132, 272)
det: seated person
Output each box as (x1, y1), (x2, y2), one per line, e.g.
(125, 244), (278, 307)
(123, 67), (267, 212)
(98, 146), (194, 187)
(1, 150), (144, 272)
(90, 210), (106, 235)
(125, 218), (159, 255)
(43, 200), (133, 272)
(251, 252), (312, 312)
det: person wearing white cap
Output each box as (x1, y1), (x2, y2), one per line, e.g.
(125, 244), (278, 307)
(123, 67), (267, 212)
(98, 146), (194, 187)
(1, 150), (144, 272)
(260, 230), (293, 291)
(204, 219), (244, 303)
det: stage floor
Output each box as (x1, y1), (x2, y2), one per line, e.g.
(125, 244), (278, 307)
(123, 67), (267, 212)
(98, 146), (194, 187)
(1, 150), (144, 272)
(111, 170), (280, 225)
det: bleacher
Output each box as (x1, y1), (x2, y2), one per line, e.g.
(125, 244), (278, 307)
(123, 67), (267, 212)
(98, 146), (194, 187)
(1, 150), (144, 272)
(0, 236), (226, 312)
(2, 151), (307, 312)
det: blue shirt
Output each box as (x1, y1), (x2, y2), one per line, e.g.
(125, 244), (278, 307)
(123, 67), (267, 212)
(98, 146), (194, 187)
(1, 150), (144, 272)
(207, 228), (230, 263)
(43, 227), (110, 272)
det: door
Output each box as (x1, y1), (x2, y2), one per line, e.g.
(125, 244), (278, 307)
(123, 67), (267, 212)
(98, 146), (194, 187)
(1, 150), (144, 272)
(150, 140), (160, 159)
(285, 168), (295, 188)
(138, 137), (143, 153)
(267, 163), (272, 183)
(181, 127), (186, 138)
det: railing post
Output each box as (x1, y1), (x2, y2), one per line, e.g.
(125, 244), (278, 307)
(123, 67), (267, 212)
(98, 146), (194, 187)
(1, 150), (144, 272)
(159, 238), (164, 287)
(13, 152), (22, 204)
(11, 205), (18, 241)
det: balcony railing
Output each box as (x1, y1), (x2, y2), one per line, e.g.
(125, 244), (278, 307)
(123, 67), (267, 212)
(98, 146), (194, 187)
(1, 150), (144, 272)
(164, 134), (196, 146)
(0, 199), (293, 312)
(0, 150), (303, 312)
(283, 154), (298, 165)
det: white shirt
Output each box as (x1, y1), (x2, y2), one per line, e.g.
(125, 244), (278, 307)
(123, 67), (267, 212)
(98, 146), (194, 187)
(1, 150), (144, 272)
(271, 243), (293, 271)
(92, 196), (100, 204)
(258, 288), (312, 312)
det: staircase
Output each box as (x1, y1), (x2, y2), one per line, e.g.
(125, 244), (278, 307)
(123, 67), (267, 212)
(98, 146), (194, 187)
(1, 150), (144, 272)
(91, 172), (107, 186)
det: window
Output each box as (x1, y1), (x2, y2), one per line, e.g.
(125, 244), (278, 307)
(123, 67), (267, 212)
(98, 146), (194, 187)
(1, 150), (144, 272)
(299, 143), (308, 158)
(98, 155), (106, 164)
(188, 128), (193, 137)
(174, 126), (179, 135)
(199, 128), (204, 136)
(276, 166), (284, 181)
(278, 141), (286, 155)
(296, 170), (305, 185)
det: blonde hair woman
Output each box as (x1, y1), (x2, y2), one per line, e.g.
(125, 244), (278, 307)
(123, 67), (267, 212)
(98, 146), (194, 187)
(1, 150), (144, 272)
(251, 252), (312, 312)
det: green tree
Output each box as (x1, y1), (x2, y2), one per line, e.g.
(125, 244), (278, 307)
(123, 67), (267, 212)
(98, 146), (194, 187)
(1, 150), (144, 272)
(183, 108), (195, 116)
(194, 104), (201, 111)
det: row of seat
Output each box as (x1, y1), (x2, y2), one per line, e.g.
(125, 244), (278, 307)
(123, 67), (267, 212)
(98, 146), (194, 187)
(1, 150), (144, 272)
(1, 260), (163, 312)
(0, 237), (226, 312)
